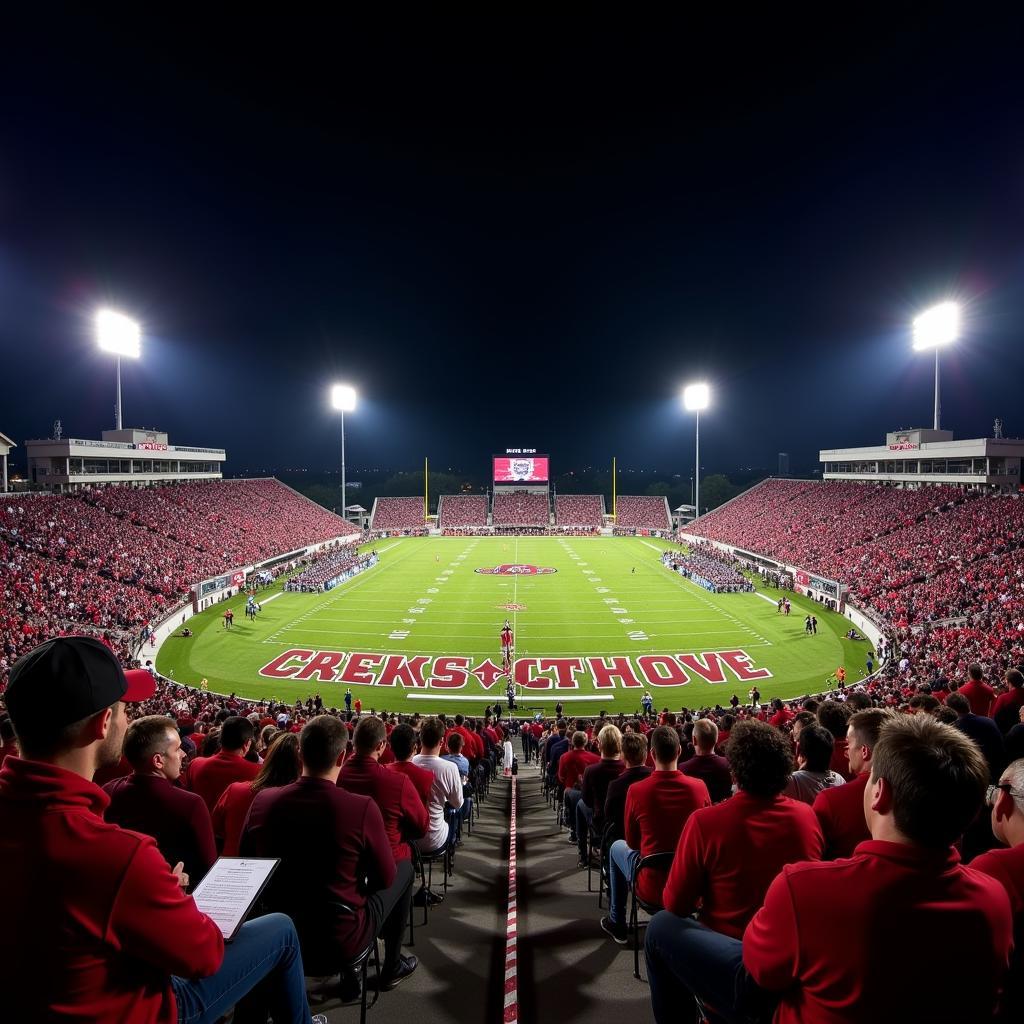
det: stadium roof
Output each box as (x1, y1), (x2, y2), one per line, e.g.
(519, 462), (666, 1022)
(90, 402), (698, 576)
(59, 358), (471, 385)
(0, 432), (16, 451)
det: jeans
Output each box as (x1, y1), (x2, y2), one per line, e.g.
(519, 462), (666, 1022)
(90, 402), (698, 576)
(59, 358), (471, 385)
(171, 912), (311, 1024)
(564, 788), (582, 838)
(608, 839), (640, 926)
(575, 800), (594, 861)
(644, 913), (776, 1024)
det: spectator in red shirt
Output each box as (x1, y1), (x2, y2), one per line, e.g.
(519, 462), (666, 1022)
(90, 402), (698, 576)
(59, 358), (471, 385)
(186, 716), (259, 811)
(679, 719), (732, 803)
(813, 708), (891, 858)
(993, 669), (1024, 734)
(560, 730), (600, 844)
(339, 715), (428, 862)
(768, 698), (794, 730)
(601, 726), (710, 944)
(959, 661), (997, 718)
(645, 714), (1012, 1024)
(104, 714), (217, 883)
(659, 720), (823, 940)
(241, 715), (418, 991)
(0, 636), (319, 1023)
(817, 700), (853, 780)
(387, 722), (434, 808)
(211, 732), (300, 855)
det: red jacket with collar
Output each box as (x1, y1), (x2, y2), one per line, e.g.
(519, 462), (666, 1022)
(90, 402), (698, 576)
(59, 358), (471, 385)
(743, 840), (1013, 1023)
(662, 790), (822, 939)
(388, 759), (435, 808)
(812, 771), (870, 858)
(625, 770), (710, 905)
(0, 757), (223, 1023)
(338, 753), (428, 860)
(959, 678), (996, 717)
(186, 750), (259, 811)
(211, 780), (259, 856)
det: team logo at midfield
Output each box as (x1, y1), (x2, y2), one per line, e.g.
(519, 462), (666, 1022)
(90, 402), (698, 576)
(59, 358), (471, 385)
(475, 564), (557, 576)
(499, 602), (527, 611)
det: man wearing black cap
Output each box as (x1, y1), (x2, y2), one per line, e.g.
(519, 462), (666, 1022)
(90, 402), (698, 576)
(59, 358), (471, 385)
(0, 636), (325, 1024)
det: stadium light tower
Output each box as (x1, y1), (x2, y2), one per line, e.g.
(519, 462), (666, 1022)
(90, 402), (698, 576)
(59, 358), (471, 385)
(95, 308), (141, 430)
(912, 301), (960, 431)
(331, 384), (357, 522)
(683, 383), (710, 520)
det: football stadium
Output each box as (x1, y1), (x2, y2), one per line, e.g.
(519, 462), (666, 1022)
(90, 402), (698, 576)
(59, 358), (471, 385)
(3, 14), (1024, 1024)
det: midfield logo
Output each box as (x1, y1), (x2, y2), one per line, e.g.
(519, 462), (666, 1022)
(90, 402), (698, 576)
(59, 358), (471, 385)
(475, 564), (557, 576)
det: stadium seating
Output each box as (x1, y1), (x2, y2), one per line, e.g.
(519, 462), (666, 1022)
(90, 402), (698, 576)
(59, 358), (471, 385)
(491, 491), (550, 526)
(614, 495), (670, 531)
(438, 494), (488, 529)
(371, 497), (426, 531)
(555, 494), (604, 527)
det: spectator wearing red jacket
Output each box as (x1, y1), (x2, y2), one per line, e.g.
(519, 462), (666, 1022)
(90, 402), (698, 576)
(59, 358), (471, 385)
(645, 713), (1013, 1024)
(339, 716), (428, 862)
(960, 662), (997, 718)
(104, 714), (217, 883)
(211, 732), (301, 855)
(971, 756), (1024, 1019)
(993, 669), (1024, 734)
(560, 730), (600, 844)
(660, 720), (823, 941)
(241, 715), (417, 989)
(387, 721), (435, 808)
(813, 709), (891, 858)
(186, 715), (259, 811)
(601, 726), (710, 944)
(0, 636), (316, 1024)
(817, 700), (854, 780)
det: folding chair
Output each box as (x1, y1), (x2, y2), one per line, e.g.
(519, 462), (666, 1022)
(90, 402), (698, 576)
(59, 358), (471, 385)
(629, 851), (675, 980)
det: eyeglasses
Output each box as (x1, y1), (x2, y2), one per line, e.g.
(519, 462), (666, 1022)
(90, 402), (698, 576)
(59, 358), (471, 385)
(986, 783), (1024, 807)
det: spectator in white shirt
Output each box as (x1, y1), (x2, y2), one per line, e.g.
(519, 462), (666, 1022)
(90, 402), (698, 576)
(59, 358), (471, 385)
(412, 717), (463, 854)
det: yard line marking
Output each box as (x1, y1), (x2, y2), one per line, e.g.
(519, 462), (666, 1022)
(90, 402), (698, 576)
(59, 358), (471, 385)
(753, 591), (780, 606)
(259, 592), (284, 604)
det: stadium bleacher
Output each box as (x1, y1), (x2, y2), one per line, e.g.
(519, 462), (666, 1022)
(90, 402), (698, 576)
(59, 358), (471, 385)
(437, 494), (488, 529)
(554, 493), (604, 527)
(371, 496), (426, 531)
(491, 490), (550, 526)
(614, 495), (671, 530)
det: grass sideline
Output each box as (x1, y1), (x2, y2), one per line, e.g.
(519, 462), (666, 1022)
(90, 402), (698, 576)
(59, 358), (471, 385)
(155, 536), (870, 715)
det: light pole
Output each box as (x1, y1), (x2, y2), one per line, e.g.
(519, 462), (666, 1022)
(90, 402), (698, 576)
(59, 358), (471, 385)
(330, 384), (357, 522)
(912, 301), (960, 431)
(95, 309), (141, 430)
(683, 383), (710, 519)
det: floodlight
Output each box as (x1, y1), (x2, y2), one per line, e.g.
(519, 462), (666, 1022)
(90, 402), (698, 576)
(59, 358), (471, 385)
(912, 301), (960, 351)
(331, 383), (357, 412)
(95, 308), (141, 358)
(683, 383), (710, 411)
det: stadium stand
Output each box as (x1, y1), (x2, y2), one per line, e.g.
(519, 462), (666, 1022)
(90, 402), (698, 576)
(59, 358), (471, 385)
(554, 494), (604, 527)
(614, 495), (671, 531)
(437, 494), (488, 529)
(492, 490), (550, 526)
(371, 497), (425, 531)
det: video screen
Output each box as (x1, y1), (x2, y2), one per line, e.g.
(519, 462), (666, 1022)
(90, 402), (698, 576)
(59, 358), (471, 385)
(493, 456), (550, 483)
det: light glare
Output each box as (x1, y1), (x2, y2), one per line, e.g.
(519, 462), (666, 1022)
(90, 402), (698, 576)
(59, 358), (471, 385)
(683, 382), (710, 412)
(95, 308), (141, 358)
(913, 301), (960, 351)
(331, 383), (357, 412)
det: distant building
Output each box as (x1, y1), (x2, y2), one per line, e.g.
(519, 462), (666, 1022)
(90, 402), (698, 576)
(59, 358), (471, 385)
(777, 452), (790, 477)
(820, 428), (1024, 491)
(25, 427), (225, 491)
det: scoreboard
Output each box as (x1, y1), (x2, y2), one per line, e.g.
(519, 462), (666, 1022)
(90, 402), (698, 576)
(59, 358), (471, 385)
(493, 450), (549, 483)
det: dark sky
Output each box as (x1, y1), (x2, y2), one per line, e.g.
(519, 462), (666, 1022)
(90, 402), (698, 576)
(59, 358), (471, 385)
(2, 10), (1023, 477)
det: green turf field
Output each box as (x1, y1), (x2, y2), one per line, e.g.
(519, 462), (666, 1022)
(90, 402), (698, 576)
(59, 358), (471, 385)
(155, 536), (869, 714)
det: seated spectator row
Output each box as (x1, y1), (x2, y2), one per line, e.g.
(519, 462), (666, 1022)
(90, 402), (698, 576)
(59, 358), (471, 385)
(284, 548), (377, 591)
(662, 548), (753, 592)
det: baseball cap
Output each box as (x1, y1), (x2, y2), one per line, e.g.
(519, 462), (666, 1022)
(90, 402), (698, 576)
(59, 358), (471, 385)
(6, 636), (156, 733)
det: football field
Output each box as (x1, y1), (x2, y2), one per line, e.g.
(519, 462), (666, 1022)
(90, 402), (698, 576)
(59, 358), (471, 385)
(155, 536), (866, 715)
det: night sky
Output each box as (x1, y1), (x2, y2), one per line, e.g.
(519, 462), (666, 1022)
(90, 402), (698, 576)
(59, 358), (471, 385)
(2, 10), (1023, 479)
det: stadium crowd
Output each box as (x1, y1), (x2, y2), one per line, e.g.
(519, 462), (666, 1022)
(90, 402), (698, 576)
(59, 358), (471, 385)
(437, 494), (488, 529)
(662, 548), (753, 593)
(370, 497), (426, 531)
(491, 491), (550, 526)
(285, 550), (377, 592)
(554, 494), (604, 527)
(614, 495), (671, 531)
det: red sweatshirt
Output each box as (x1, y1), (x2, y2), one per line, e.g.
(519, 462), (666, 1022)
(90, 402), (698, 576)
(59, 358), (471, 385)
(625, 770), (711, 905)
(812, 771), (870, 858)
(0, 757), (223, 1022)
(558, 748), (600, 790)
(663, 790), (823, 939)
(743, 840), (1013, 1023)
